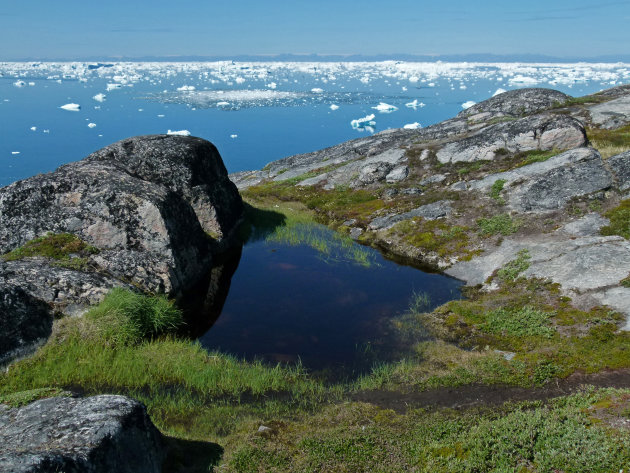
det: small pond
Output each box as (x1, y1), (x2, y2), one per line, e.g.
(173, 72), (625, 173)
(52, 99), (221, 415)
(189, 209), (463, 377)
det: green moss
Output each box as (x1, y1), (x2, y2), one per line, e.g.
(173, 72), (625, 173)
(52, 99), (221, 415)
(388, 217), (473, 259)
(601, 199), (630, 239)
(477, 214), (521, 236)
(620, 274), (630, 288)
(2, 233), (99, 270)
(483, 306), (555, 338)
(489, 179), (506, 204)
(0, 387), (69, 407)
(495, 249), (531, 282)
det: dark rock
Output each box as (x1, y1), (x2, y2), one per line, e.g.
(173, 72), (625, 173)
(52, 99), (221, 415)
(0, 395), (164, 473)
(458, 88), (571, 119)
(608, 151), (630, 191)
(436, 114), (587, 164)
(0, 284), (52, 367)
(0, 135), (243, 301)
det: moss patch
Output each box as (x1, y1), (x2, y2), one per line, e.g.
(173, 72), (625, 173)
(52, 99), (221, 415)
(601, 199), (630, 239)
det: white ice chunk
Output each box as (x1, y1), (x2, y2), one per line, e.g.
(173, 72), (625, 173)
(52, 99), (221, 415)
(405, 99), (425, 109)
(28, 82), (35, 86)
(408, 76), (419, 83)
(176, 85), (196, 91)
(87, 123), (96, 128)
(167, 129), (191, 136)
(351, 114), (376, 128)
(13, 80), (26, 87)
(217, 101), (230, 106)
(266, 82), (277, 89)
(60, 103), (81, 112)
(461, 100), (476, 109)
(230, 134), (238, 138)
(157, 114), (165, 118)
(106, 83), (122, 91)
(93, 93), (106, 102)
(372, 102), (398, 113)
(43, 129), (50, 134)
(403, 122), (421, 129)
(235, 77), (245, 84)
(329, 104), (339, 110)
(30, 126), (37, 131)
(311, 87), (324, 93)
(11, 151), (20, 155)
(493, 88), (507, 96)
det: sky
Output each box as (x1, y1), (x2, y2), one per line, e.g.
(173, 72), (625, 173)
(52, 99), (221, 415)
(1, 0), (629, 60)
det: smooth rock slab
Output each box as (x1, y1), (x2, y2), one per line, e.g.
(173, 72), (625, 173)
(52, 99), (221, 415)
(0, 395), (164, 473)
(436, 114), (586, 164)
(458, 88), (571, 119)
(589, 95), (630, 130)
(369, 201), (453, 230)
(607, 151), (630, 191)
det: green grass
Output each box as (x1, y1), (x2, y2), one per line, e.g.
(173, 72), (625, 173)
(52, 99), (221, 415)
(588, 124), (630, 158)
(477, 214), (521, 236)
(489, 179), (506, 204)
(601, 199), (630, 239)
(483, 306), (555, 338)
(388, 218), (474, 259)
(0, 387), (70, 407)
(2, 232), (99, 270)
(513, 149), (561, 168)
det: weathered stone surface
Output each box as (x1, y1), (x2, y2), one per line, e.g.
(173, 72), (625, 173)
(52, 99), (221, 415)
(385, 165), (409, 183)
(463, 148), (612, 212)
(588, 95), (630, 130)
(0, 395), (164, 473)
(608, 151), (630, 191)
(0, 135), (243, 299)
(458, 88), (571, 119)
(368, 201), (452, 230)
(0, 284), (52, 367)
(436, 114), (586, 164)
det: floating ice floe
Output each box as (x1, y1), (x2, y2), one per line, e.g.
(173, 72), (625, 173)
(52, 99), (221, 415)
(493, 88), (507, 96)
(405, 99), (425, 109)
(461, 100), (476, 109)
(311, 87), (324, 93)
(60, 103), (81, 112)
(176, 85), (195, 91)
(509, 75), (539, 86)
(11, 151), (20, 155)
(43, 129), (50, 134)
(403, 122), (421, 130)
(87, 123), (96, 128)
(28, 81), (35, 86)
(30, 126), (37, 131)
(93, 93), (106, 102)
(372, 102), (398, 113)
(408, 76), (419, 83)
(230, 134), (238, 138)
(217, 101), (230, 107)
(157, 114), (165, 118)
(266, 82), (277, 89)
(351, 114), (376, 129)
(330, 104), (339, 110)
(13, 80), (26, 87)
(167, 129), (191, 136)
(106, 83), (122, 91)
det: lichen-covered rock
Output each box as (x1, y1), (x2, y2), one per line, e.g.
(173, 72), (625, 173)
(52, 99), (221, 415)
(588, 95), (630, 130)
(0, 135), (243, 300)
(458, 88), (571, 119)
(0, 284), (52, 366)
(607, 151), (630, 191)
(368, 201), (453, 230)
(436, 114), (586, 164)
(0, 395), (164, 473)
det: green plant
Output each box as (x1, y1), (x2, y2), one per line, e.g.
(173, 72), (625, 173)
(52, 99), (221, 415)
(2, 233), (99, 270)
(477, 214), (521, 236)
(483, 306), (555, 338)
(495, 249), (531, 282)
(601, 199), (630, 239)
(489, 179), (506, 204)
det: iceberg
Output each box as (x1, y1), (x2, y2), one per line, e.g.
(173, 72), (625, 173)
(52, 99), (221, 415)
(60, 103), (81, 112)
(106, 83), (122, 91)
(461, 100), (476, 109)
(330, 104), (339, 110)
(405, 99), (425, 109)
(11, 151), (20, 155)
(217, 101), (230, 106)
(372, 102), (398, 113)
(176, 85), (196, 91)
(493, 88), (507, 96)
(167, 129), (191, 136)
(87, 123), (96, 128)
(93, 93), (106, 102)
(30, 126), (37, 131)
(351, 114), (376, 129)
(311, 87), (324, 93)
(13, 80), (26, 87)
(230, 134), (238, 138)
(403, 122), (421, 130)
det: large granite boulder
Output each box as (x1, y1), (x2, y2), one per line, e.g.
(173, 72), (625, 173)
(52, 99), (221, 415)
(0, 395), (164, 473)
(0, 285), (52, 367)
(0, 135), (243, 299)
(458, 88), (571, 119)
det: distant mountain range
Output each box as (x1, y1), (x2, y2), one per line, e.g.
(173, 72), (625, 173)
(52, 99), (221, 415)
(7, 53), (630, 63)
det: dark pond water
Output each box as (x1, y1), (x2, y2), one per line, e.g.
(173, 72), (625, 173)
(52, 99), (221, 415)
(189, 217), (462, 376)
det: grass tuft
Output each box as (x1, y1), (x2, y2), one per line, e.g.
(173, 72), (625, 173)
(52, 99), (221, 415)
(477, 214), (521, 236)
(601, 199), (630, 240)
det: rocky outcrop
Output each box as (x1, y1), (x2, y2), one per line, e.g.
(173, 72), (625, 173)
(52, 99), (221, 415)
(0, 395), (164, 473)
(0, 285), (52, 366)
(0, 135), (243, 364)
(588, 95), (630, 130)
(608, 151), (630, 191)
(435, 114), (586, 164)
(369, 201), (453, 230)
(460, 148), (613, 211)
(458, 88), (571, 119)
